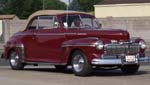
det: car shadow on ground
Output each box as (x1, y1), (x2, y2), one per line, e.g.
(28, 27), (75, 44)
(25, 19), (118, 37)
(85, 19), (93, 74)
(22, 67), (149, 77)
(92, 69), (148, 77)
(24, 67), (73, 74)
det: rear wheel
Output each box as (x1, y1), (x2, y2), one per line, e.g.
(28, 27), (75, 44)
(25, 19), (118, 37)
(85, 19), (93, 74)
(121, 65), (140, 74)
(9, 50), (25, 70)
(71, 50), (92, 76)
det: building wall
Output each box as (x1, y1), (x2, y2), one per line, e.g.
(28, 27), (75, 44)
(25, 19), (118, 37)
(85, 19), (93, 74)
(9, 20), (27, 37)
(3, 20), (27, 43)
(95, 3), (150, 18)
(1, 17), (150, 44)
(1, 16), (150, 49)
(99, 17), (150, 47)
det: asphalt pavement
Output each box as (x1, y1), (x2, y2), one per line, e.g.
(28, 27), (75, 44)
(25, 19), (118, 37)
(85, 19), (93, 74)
(0, 65), (149, 85)
(0, 49), (150, 85)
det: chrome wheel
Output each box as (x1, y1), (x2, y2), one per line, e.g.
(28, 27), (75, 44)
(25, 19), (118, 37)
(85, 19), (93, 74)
(72, 50), (92, 76)
(73, 55), (85, 72)
(10, 52), (19, 67)
(9, 51), (24, 70)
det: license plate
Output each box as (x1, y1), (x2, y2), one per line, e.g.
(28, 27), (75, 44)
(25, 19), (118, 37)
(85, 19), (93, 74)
(125, 55), (136, 62)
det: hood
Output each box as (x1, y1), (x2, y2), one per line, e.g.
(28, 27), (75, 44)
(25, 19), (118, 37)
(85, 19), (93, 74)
(87, 29), (129, 41)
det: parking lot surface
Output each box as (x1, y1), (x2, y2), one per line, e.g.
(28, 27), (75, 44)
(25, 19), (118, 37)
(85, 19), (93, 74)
(0, 65), (149, 85)
(0, 49), (150, 85)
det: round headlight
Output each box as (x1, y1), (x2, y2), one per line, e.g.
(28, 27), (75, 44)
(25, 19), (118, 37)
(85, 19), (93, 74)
(95, 41), (104, 50)
(139, 40), (146, 49)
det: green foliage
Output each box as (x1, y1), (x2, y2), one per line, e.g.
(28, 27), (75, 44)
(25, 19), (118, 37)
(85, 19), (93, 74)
(69, 0), (82, 11)
(44, 0), (67, 10)
(1, 0), (67, 19)
(0, 0), (101, 18)
(0, 0), (7, 13)
(79, 0), (100, 12)
(3, 0), (40, 19)
(21, 0), (42, 19)
(69, 0), (101, 12)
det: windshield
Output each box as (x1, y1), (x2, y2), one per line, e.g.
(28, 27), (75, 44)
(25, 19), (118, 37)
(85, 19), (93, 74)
(61, 14), (101, 29)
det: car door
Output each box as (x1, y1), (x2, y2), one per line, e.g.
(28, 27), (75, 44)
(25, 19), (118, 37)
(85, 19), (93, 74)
(23, 17), (40, 61)
(61, 14), (80, 39)
(33, 16), (65, 63)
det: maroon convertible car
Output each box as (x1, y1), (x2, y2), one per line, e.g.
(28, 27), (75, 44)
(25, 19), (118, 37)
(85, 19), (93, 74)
(1, 10), (149, 76)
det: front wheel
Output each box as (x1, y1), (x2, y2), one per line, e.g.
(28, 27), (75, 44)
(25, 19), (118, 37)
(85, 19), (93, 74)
(71, 50), (92, 76)
(9, 50), (25, 70)
(121, 65), (140, 74)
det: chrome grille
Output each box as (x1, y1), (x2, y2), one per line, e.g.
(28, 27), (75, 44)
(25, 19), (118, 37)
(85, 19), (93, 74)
(104, 44), (140, 55)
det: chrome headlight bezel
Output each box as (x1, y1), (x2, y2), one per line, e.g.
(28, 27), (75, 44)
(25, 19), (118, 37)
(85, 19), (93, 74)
(95, 40), (104, 50)
(139, 40), (146, 49)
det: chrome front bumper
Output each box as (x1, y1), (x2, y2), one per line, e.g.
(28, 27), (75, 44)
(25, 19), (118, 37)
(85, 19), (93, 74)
(91, 57), (150, 65)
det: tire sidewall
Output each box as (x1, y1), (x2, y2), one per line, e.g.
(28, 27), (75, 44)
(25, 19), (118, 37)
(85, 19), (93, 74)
(9, 51), (24, 70)
(71, 50), (92, 76)
(121, 65), (140, 74)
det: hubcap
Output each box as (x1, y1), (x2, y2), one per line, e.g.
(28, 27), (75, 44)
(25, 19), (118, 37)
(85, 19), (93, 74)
(73, 55), (85, 72)
(10, 52), (19, 66)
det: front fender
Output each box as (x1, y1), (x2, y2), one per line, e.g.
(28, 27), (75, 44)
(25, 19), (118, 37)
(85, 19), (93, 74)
(61, 37), (103, 63)
(130, 37), (146, 54)
(62, 37), (99, 47)
(2, 34), (25, 60)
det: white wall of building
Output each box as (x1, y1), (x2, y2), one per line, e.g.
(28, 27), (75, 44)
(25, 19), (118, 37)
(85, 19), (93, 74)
(95, 3), (150, 18)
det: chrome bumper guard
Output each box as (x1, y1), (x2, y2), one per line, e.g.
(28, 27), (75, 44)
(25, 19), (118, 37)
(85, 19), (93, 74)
(91, 57), (150, 65)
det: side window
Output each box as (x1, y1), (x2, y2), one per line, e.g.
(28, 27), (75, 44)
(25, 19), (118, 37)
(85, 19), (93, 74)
(28, 17), (38, 30)
(38, 16), (58, 29)
(27, 16), (58, 30)
(61, 15), (81, 29)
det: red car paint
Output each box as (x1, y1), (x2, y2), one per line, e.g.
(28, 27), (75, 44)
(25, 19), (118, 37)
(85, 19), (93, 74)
(1, 10), (145, 65)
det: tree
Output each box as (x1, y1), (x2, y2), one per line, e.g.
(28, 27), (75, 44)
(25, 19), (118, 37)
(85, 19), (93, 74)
(3, 0), (28, 18)
(2, 0), (67, 19)
(21, 0), (42, 19)
(44, 0), (67, 10)
(3, 0), (24, 15)
(69, 0), (101, 12)
(0, 0), (7, 13)
(68, 0), (82, 11)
